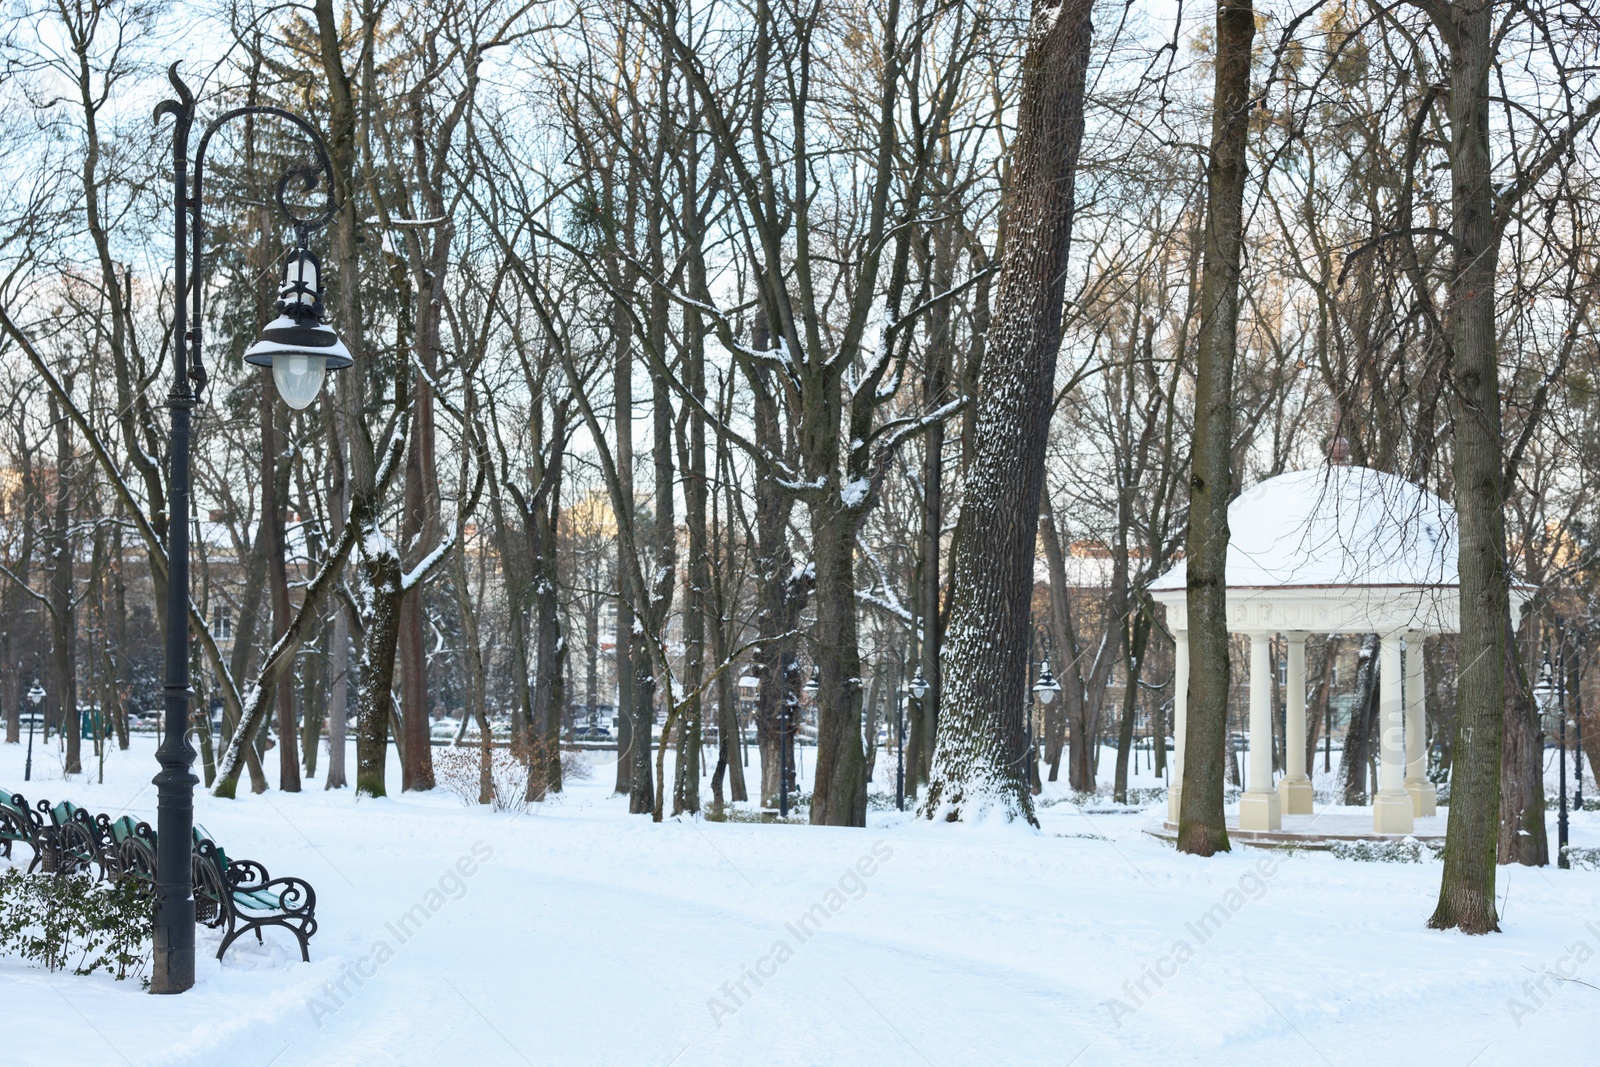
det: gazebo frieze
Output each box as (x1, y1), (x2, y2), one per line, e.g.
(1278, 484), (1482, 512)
(1149, 587), (1459, 637)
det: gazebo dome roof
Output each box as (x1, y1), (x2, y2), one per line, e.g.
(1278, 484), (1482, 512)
(1150, 465), (1456, 593)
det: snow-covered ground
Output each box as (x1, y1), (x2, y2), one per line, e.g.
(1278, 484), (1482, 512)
(4, 734), (1600, 1066)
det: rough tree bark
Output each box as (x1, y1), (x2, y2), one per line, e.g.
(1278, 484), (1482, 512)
(1339, 635), (1380, 804)
(921, 0), (1094, 823)
(745, 315), (805, 809)
(313, 0), (378, 793)
(1176, 0), (1255, 857)
(526, 404), (568, 802)
(324, 415), (350, 790)
(47, 392), (80, 773)
(1498, 628), (1548, 864)
(907, 224), (956, 794)
(263, 369), (300, 793)
(1426, 0), (1509, 934)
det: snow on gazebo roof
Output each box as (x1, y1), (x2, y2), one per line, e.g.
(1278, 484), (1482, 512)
(1146, 465), (1510, 635)
(1150, 465), (1455, 593)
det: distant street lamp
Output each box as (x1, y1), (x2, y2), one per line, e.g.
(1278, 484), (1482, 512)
(1031, 658), (1059, 791)
(1535, 654), (1568, 868)
(1574, 637), (1586, 812)
(1033, 657), (1059, 706)
(1558, 646), (1573, 870)
(902, 667), (930, 812)
(25, 680), (43, 782)
(737, 676), (757, 769)
(151, 66), (349, 995)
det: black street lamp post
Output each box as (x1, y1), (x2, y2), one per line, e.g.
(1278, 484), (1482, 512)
(1032, 657), (1059, 793)
(25, 680), (43, 782)
(1536, 653), (1568, 870)
(779, 693), (792, 820)
(1576, 638), (1586, 812)
(151, 67), (349, 995)
(1558, 645), (1570, 869)
(903, 668), (929, 812)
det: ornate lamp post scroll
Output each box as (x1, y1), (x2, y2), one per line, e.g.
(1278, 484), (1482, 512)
(151, 66), (349, 995)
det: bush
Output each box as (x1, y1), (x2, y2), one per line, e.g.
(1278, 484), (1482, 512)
(433, 740), (592, 811)
(1562, 846), (1600, 870)
(1329, 839), (1443, 864)
(0, 868), (150, 982)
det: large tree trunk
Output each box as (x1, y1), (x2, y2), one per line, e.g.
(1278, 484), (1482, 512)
(1498, 628), (1547, 864)
(398, 372), (439, 793)
(908, 226), (955, 794)
(47, 393), (80, 773)
(808, 506), (869, 826)
(709, 422), (748, 806)
(2, 449), (35, 747)
(314, 0), (377, 794)
(921, 0), (1094, 824)
(527, 406), (568, 802)
(609, 250), (637, 800)
(1305, 636), (1340, 775)
(356, 552), (404, 798)
(1114, 610), (1152, 804)
(1176, 0), (1255, 857)
(1428, 0), (1511, 935)
(1339, 635), (1380, 803)
(1580, 639), (1600, 795)
(746, 316), (804, 809)
(673, 306), (711, 816)
(324, 419), (350, 790)
(263, 370), (301, 793)
(1037, 497), (1078, 784)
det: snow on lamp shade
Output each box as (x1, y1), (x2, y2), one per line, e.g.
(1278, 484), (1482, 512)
(1533, 660), (1556, 713)
(244, 248), (353, 409)
(1032, 660), (1059, 705)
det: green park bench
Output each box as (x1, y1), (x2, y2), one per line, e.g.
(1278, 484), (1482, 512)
(1, 798), (317, 963)
(0, 790), (45, 872)
(191, 824), (318, 962)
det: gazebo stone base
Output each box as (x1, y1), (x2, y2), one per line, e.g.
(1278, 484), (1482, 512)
(1373, 790), (1415, 834)
(1278, 776), (1314, 815)
(1151, 811), (1447, 848)
(1407, 781), (1438, 818)
(1239, 789), (1281, 831)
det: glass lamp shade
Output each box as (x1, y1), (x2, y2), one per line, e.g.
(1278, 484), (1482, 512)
(27, 682), (44, 706)
(273, 354), (327, 410)
(244, 315), (353, 410)
(1033, 663), (1060, 705)
(908, 672), (930, 701)
(1533, 660), (1557, 713)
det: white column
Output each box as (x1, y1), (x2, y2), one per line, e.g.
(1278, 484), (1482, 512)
(1373, 632), (1415, 834)
(1239, 632), (1282, 831)
(1405, 634), (1437, 817)
(1278, 631), (1314, 815)
(1168, 631), (1188, 825)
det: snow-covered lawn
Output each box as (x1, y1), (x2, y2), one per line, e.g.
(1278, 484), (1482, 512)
(4, 735), (1599, 1066)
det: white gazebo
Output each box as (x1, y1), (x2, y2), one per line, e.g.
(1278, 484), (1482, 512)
(1151, 464), (1528, 837)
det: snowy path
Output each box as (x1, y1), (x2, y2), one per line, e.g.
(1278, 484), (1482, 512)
(3, 736), (1598, 1066)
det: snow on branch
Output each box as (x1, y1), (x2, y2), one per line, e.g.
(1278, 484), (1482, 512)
(402, 530), (459, 591)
